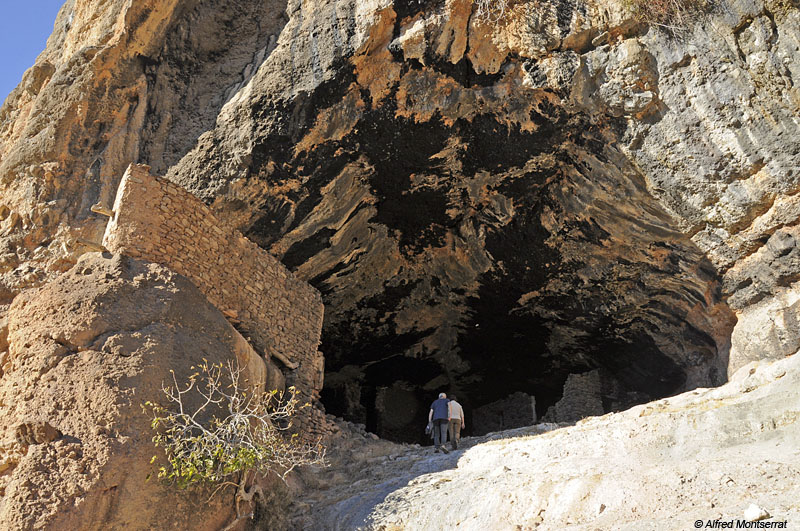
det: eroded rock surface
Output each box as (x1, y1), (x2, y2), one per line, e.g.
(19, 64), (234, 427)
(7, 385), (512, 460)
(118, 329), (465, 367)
(0, 253), (269, 530)
(0, 0), (799, 527)
(166, 0), (745, 437)
(0, 0), (287, 301)
(2, 0), (799, 441)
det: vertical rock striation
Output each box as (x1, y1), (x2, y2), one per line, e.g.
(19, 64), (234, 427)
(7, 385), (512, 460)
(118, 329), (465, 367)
(0, 0), (287, 300)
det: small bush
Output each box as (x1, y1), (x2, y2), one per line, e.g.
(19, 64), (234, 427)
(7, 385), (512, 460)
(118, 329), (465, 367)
(622, 0), (712, 30)
(144, 360), (325, 490)
(475, 0), (509, 22)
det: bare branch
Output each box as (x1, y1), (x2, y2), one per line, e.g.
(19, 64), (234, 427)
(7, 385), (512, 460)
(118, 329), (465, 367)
(475, 0), (508, 23)
(145, 359), (327, 495)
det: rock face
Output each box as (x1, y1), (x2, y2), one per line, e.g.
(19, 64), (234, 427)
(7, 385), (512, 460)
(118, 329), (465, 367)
(166, 0), (743, 437)
(0, 253), (269, 530)
(1, 0), (799, 442)
(591, 1), (800, 378)
(0, 0), (286, 299)
(293, 351), (800, 529)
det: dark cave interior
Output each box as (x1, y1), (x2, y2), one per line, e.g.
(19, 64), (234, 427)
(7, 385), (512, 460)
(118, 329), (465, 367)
(318, 297), (694, 444)
(290, 108), (728, 443)
(254, 104), (731, 443)
(233, 15), (733, 443)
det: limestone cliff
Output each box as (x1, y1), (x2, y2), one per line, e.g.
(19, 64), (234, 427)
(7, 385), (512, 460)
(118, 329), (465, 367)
(0, 0), (286, 298)
(1, 0), (798, 442)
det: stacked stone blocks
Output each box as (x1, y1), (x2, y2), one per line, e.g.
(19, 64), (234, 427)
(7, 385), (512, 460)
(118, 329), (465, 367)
(102, 164), (329, 436)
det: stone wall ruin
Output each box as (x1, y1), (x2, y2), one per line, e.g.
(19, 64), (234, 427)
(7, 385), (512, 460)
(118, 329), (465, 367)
(472, 392), (537, 436)
(542, 369), (649, 424)
(101, 164), (330, 436)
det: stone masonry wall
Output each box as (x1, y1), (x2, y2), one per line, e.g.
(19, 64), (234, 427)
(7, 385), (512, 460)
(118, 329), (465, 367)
(543, 370), (605, 423)
(102, 163), (330, 436)
(472, 392), (537, 436)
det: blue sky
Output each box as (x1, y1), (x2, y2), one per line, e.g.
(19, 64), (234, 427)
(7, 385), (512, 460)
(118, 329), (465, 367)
(1, 1), (66, 104)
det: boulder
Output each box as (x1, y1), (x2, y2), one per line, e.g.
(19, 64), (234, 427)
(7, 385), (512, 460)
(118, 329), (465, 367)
(0, 252), (268, 530)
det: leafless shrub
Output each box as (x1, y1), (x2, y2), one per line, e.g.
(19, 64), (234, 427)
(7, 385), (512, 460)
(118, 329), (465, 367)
(144, 359), (326, 527)
(475, 0), (509, 23)
(623, 0), (712, 32)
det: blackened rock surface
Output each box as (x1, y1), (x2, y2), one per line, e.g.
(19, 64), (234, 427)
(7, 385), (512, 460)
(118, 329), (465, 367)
(8, 0), (799, 442)
(166, 0), (735, 440)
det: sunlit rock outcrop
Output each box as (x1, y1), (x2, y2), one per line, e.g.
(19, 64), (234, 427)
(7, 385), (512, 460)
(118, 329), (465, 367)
(1, 0), (798, 442)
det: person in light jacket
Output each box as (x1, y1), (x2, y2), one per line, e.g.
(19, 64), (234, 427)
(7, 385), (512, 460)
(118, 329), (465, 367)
(447, 395), (465, 450)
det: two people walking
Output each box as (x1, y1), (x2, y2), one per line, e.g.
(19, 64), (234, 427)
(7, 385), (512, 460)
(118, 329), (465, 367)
(428, 392), (465, 453)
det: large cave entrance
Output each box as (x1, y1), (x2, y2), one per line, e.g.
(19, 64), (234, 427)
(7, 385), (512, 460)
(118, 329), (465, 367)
(317, 260), (730, 445)
(295, 108), (735, 443)
(317, 234), (730, 446)
(233, 9), (736, 443)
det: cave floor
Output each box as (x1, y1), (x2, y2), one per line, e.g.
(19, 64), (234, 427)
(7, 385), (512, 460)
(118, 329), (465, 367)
(291, 352), (800, 530)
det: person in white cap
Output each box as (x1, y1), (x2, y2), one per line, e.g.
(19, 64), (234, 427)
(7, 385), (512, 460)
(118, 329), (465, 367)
(428, 392), (450, 453)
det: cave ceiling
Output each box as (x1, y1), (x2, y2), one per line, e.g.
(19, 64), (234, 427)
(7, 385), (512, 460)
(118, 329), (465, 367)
(165, 0), (736, 439)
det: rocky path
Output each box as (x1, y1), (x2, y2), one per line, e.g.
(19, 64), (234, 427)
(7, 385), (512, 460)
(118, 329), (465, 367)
(291, 421), (564, 530)
(292, 352), (800, 530)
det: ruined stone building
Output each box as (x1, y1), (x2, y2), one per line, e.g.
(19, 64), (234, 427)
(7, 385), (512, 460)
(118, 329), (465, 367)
(101, 163), (330, 436)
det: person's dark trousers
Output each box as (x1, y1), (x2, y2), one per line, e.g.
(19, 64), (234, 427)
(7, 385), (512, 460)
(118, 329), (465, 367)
(448, 420), (462, 449)
(433, 419), (449, 447)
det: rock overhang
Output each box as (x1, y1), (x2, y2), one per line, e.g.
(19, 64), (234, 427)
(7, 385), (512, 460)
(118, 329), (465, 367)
(7, 0), (798, 445)
(164, 0), (742, 441)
